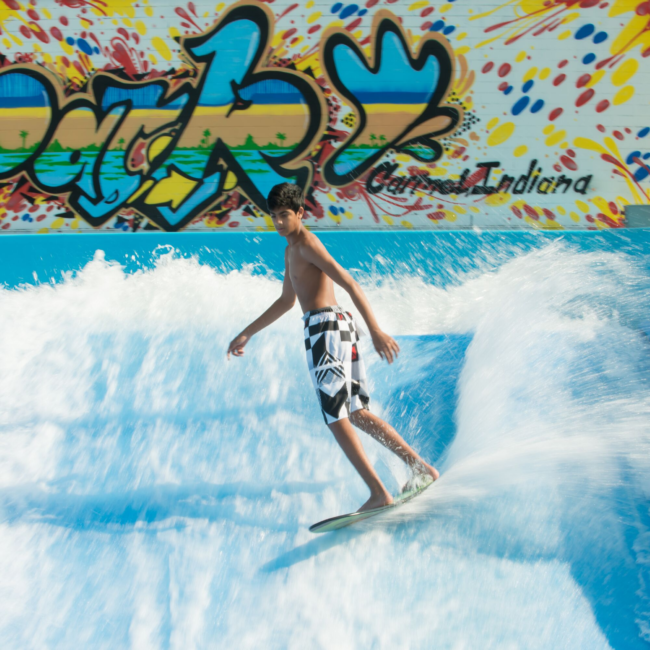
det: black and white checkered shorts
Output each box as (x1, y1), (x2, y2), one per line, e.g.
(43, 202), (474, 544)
(303, 306), (370, 425)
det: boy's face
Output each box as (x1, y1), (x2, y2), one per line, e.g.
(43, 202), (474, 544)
(269, 205), (304, 237)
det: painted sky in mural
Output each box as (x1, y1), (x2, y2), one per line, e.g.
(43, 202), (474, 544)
(0, 0), (648, 232)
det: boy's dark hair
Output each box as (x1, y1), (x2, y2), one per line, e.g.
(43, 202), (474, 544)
(267, 183), (304, 214)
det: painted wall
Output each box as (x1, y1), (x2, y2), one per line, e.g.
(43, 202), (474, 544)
(0, 0), (648, 233)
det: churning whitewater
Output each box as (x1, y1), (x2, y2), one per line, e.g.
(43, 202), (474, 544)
(0, 239), (649, 649)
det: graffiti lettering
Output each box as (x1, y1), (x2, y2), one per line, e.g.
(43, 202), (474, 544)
(321, 11), (462, 187)
(366, 159), (593, 197)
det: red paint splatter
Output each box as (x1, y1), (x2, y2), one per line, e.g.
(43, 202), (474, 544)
(498, 81), (509, 91)
(228, 221), (239, 228)
(307, 24), (320, 34)
(498, 63), (511, 77)
(27, 8), (39, 20)
(523, 204), (539, 219)
(60, 16), (69, 26)
(558, 59), (568, 68)
(597, 123), (606, 132)
(421, 7), (434, 17)
(613, 130), (624, 140)
(2, 0), (20, 9)
(576, 88), (595, 106)
(543, 208), (556, 220)
(427, 211), (445, 221)
(595, 99), (610, 112)
(636, 1), (650, 15)
(585, 214), (595, 222)
(554, 164), (563, 172)
(277, 3), (299, 19)
(174, 7), (200, 30)
(366, 0), (379, 7)
(31, 22), (49, 43)
(282, 28), (297, 40)
(576, 73), (591, 87)
(560, 155), (578, 171)
(549, 107), (563, 120)
(567, 149), (576, 157)
(482, 62), (494, 73)
(188, 1), (197, 16)
(511, 206), (523, 219)
(609, 201), (619, 214)
(553, 74), (566, 86)
(421, 21), (432, 30)
(19, 25), (32, 39)
(50, 26), (63, 40)
(346, 17), (362, 31)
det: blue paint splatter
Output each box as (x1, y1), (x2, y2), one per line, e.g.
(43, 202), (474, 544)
(634, 168), (649, 182)
(644, 153), (650, 160)
(530, 99), (544, 113)
(66, 37), (75, 46)
(504, 85), (513, 95)
(522, 80), (534, 93)
(93, 46), (100, 55)
(357, 9), (367, 16)
(582, 53), (596, 64)
(627, 151), (641, 165)
(340, 4), (359, 19)
(77, 38), (94, 56)
(638, 127), (650, 138)
(329, 206), (339, 215)
(575, 24), (595, 40)
(443, 25), (455, 35)
(593, 31), (608, 44)
(430, 20), (446, 32)
(512, 96), (530, 115)
(331, 2), (343, 14)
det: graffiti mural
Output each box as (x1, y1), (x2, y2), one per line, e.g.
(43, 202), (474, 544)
(0, 0), (648, 232)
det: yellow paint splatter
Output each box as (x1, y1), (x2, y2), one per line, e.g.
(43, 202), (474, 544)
(575, 200), (590, 213)
(523, 67), (537, 82)
(402, 220), (413, 229)
(486, 117), (500, 130)
(545, 129), (566, 147)
(152, 36), (172, 61)
(514, 145), (527, 157)
(145, 6), (153, 17)
(539, 67), (551, 80)
(51, 218), (65, 229)
(611, 58), (638, 86)
(573, 137), (606, 154)
(487, 122), (515, 146)
(543, 124), (555, 135)
(382, 215), (393, 226)
(485, 192), (510, 206)
(409, 1), (429, 10)
(613, 85), (634, 105)
(585, 69), (605, 88)
(439, 3), (452, 13)
(456, 46), (471, 55)
(135, 20), (146, 36)
(515, 51), (527, 62)
(307, 11), (321, 24)
(169, 26), (180, 39)
(558, 30), (571, 40)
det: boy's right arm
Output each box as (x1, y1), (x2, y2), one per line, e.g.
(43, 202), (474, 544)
(227, 248), (296, 359)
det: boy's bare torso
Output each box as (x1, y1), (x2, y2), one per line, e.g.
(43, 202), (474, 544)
(286, 230), (337, 313)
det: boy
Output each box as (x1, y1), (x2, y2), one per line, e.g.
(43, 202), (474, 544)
(227, 183), (438, 512)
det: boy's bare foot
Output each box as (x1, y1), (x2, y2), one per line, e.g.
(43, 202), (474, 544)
(357, 491), (394, 513)
(420, 462), (440, 482)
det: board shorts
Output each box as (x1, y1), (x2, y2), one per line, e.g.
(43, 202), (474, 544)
(303, 306), (370, 425)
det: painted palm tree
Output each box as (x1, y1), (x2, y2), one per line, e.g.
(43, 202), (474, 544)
(19, 130), (28, 149)
(117, 137), (125, 150)
(201, 129), (211, 147)
(370, 133), (377, 146)
(276, 132), (287, 147)
(379, 134), (387, 146)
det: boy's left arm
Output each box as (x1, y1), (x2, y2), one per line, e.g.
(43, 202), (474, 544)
(301, 240), (400, 363)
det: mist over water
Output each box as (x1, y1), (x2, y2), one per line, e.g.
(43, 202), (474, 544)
(1, 235), (649, 649)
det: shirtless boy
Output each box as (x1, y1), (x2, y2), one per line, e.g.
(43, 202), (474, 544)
(227, 183), (439, 512)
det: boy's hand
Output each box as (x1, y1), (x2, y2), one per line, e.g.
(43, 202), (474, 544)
(371, 330), (400, 364)
(227, 332), (250, 360)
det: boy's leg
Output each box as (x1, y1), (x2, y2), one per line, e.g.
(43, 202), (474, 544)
(349, 409), (439, 481)
(328, 417), (394, 512)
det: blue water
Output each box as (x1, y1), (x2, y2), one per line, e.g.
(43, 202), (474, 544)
(0, 230), (649, 648)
